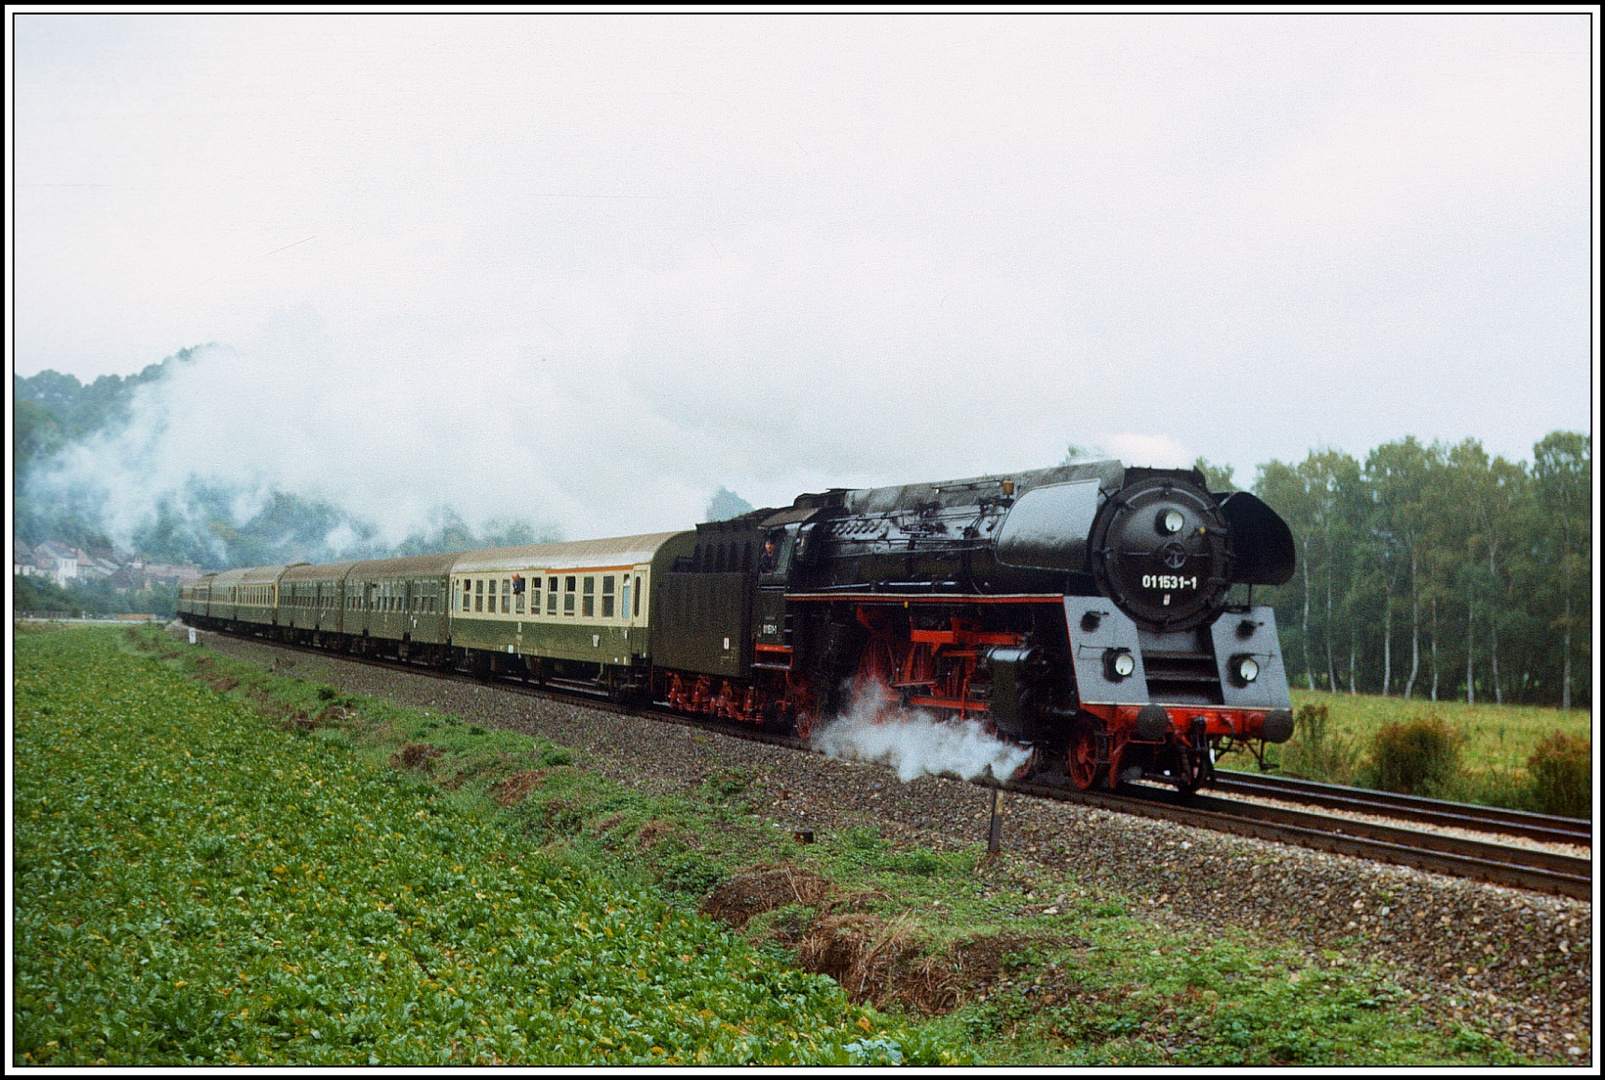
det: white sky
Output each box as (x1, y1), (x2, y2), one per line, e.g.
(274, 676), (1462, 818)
(8, 11), (1598, 545)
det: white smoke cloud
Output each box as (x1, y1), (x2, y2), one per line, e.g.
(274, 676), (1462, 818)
(815, 696), (1033, 785)
(1098, 433), (1195, 470)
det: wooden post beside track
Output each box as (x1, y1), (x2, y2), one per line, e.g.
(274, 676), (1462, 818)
(987, 787), (1005, 859)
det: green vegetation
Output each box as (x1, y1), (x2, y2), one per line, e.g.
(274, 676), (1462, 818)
(16, 625), (1576, 1066)
(1367, 715), (1462, 798)
(1251, 433), (1590, 709)
(1522, 733), (1591, 820)
(13, 628), (924, 1066)
(14, 574), (178, 618)
(1256, 689), (1591, 818)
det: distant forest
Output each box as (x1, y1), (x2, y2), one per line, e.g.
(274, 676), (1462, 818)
(1184, 432), (1590, 710)
(14, 356), (1591, 707)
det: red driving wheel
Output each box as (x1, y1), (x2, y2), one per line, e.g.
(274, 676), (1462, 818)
(1067, 718), (1106, 792)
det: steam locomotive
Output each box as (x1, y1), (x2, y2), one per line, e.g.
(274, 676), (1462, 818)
(178, 460), (1296, 792)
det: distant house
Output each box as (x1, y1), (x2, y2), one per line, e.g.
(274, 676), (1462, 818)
(109, 565), (151, 594)
(33, 541), (79, 588)
(13, 540), (40, 578)
(143, 562), (203, 586)
(79, 553), (120, 581)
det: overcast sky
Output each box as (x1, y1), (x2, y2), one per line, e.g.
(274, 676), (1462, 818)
(10, 12), (1597, 544)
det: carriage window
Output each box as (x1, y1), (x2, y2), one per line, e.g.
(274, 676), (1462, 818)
(621, 577), (631, 621)
(502, 578), (510, 614)
(634, 575), (642, 617)
(564, 576), (576, 615)
(476, 578), (484, 612)
(581, 576), (594, 617)
(602, 575), (615, 618)
(549, 577), (559, 614)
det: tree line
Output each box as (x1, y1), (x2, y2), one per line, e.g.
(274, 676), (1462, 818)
(1196, 431), (1590, 710)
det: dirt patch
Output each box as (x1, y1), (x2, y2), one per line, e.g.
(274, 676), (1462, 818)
(392, 742), (445, 771)
(251, 691), (318, 731)
(634, 819), (683, 850)
(700, 864), (835, 929)
(490, 769), (547, 806)
(592, 811), (629, 835)
(314, 705), (349, 724)
(796, 913), (963, 1013)
(795, 922), (1051, 1016)
(207, 677), (240, 693)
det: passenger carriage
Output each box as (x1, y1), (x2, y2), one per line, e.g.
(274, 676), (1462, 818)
(277, 560), (356, 644)
(340, 554), (457, 661)
(448, 533), (681, 697)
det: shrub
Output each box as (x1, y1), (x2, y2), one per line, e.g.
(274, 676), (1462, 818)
(1524, 731), (1591, 819)
(1367, 714), (1462, 796)
(1279, 704), (1359, 786)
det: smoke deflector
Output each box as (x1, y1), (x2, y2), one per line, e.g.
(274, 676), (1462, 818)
(994, 479), (1103, 572)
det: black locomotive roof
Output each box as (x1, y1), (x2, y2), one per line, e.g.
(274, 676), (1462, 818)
(835, 459), (1127, 516)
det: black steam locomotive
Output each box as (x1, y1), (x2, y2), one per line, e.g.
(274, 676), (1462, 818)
(656, 460), (1296, 791)
(181, 460), (1296, 792)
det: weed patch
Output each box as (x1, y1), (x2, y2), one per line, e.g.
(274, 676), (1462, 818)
(700, 864), (835, 929)
(1525, 732), (1590, 819)
(1279, 703), (1360, 785)
(1366, 714), (1462, 796)
(490, 769), (548, 807)
(392, 741), (445, 770)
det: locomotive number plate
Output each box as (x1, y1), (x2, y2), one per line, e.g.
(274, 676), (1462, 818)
(1142, 574), (1198, 590)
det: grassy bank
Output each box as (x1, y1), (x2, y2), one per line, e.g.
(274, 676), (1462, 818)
(1258, 689), (1593, 814)
(13, 625), (1561, 1065)
(12, 626), (928, 1066)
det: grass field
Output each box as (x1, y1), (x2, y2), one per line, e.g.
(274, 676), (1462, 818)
(12, 626), (923, 1066)
(1283, 689), (1591, 777)
(1251, 689), (1593, 814)
(12, 625), (1583, 1066)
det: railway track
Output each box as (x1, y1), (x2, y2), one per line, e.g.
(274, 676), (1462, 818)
(1210, 768), (1592, 847)
(189, 625), (1595, 902)
(1010, 776), (1592, 902)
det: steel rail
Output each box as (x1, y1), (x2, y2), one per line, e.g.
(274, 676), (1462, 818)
(1008, 777), (1593, 901)
(183, 624), (1594, 901)
(1209, 769), (1592, 847)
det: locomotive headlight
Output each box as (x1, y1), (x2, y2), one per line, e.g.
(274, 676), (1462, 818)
(1104, 648), (1136, 681)
(1229, 654), (1260, 686)
(1158, 508), (1185, 535)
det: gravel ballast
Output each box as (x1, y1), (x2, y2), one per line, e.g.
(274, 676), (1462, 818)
(188, 628), (1595, 1062)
